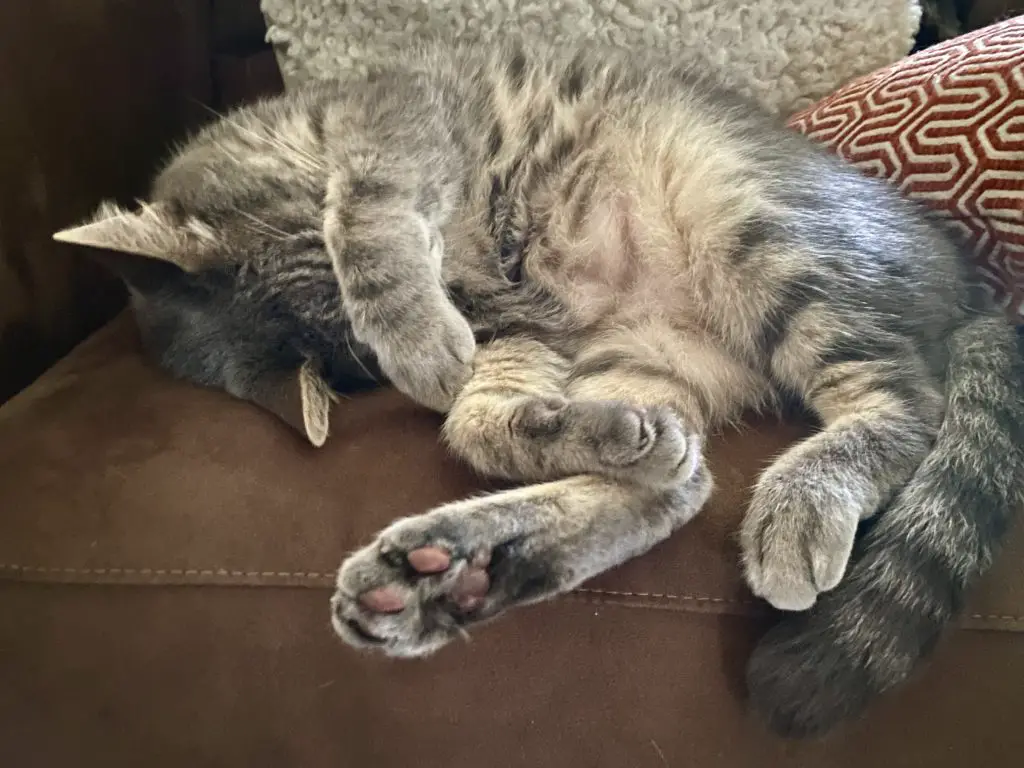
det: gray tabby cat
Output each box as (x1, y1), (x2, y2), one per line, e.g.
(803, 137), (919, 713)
(54, 40), (1024, 737)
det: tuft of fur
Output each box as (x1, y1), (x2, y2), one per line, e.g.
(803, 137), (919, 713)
(56, 39), (1024, 735)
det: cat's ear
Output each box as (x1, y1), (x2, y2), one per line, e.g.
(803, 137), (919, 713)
(248, 361), (336, 447)
(52, 201), (217, 273)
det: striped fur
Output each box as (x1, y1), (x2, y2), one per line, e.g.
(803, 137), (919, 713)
(57, 40), (1024, 737)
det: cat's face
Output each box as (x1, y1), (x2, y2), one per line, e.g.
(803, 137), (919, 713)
(53, 117), (379, 446)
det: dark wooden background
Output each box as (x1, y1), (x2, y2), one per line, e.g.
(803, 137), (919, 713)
(0, 0), (281, 403)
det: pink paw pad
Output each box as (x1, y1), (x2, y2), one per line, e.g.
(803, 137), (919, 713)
(407, 546), (451, 573)
(357, 546), (492, 615)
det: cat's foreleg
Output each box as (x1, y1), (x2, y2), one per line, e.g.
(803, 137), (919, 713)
(331, 335), (718, 656)
(332, 470), (711, 657)
(323, 164), (473, 413)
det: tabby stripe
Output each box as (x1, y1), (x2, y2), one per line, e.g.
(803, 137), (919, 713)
(728, 216), (786, 265)
(505, 47), (527, 93)
(570, 351), (713, 415)
(807, 361), (932, 417)
(567, 170), (598, 239)
(486, 122), (504, 160)
(526, 103), (554, 148)
(559, 54), (586, 101)
(758, 275), (829, 356)
(350, 177), (399, 202)
(819, 333), (912, 367)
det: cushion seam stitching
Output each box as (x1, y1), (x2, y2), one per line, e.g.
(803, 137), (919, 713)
(0, 563), (1020, 622)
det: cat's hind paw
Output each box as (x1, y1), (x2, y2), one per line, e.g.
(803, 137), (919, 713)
(332, 533), (492, 658)
(514, 398), (701, 488)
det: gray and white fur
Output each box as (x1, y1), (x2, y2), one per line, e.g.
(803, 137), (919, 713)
(54, 40), (1024, 738)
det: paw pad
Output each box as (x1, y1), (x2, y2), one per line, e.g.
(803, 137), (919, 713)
(345, 545), (492, 624)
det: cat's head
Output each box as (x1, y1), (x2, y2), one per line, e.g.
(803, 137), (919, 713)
(53, 107), (380, 446)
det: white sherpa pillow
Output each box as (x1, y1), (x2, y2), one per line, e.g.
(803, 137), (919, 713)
(261, 0), (922, 116)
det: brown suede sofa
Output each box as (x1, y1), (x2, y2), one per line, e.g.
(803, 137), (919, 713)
(2, 2), (1023, 766)
(3, 315), (1024, 767)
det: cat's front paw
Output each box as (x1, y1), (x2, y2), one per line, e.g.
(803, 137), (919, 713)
(740, 469), (860, 611)
(377, 302), (475, 413)
(515, 399), (700, 488)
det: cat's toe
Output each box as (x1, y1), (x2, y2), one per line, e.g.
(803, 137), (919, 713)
(406, 545), (453, 573)
(746, 559), (819, 612)
(577, 402), (697, 487)
(330, 589), (412, 653)
(585, 402), (652, 466)
(419, 309), (477, 410)
(602, 405), (699, 488)
(358, 586), (408, 613)
(331, 545), (420, 654)
(448, 565), (491, 611)
(513, 397), (570, 438)
(640, 406), (701, 485)
(379, 306), (476, 413)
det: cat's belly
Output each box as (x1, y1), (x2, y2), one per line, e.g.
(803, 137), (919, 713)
(532, 191), (690, 326)
(530, 194), (771, 421)
(526, 112), (776, 343)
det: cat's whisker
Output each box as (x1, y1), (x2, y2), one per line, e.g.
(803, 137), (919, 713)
(253, 117), (326, 171)
(234, 208), (292, 240)
(211, 140), (247, 166)
(344, 330), (380, 385)
(243, 223), (290, 243)
(238, 116), (326, 173)
(202, 103), (324, 176)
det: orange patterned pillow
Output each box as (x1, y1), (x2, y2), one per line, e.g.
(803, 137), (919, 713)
(788, 17), (1024, 323)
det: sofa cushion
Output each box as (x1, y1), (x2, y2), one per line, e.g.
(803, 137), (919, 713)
(1, 313), (1022, 632)
(788, 16), (1024, 321)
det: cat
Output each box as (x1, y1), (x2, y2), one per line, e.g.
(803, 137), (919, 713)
(53, 39), (1024, 738)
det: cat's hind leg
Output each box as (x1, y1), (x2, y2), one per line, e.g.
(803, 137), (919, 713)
(332, 334), (716, 656)
(741, 322), (944, 611)
(332, 469), (711, 657)
(333, 335), (714, 657)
